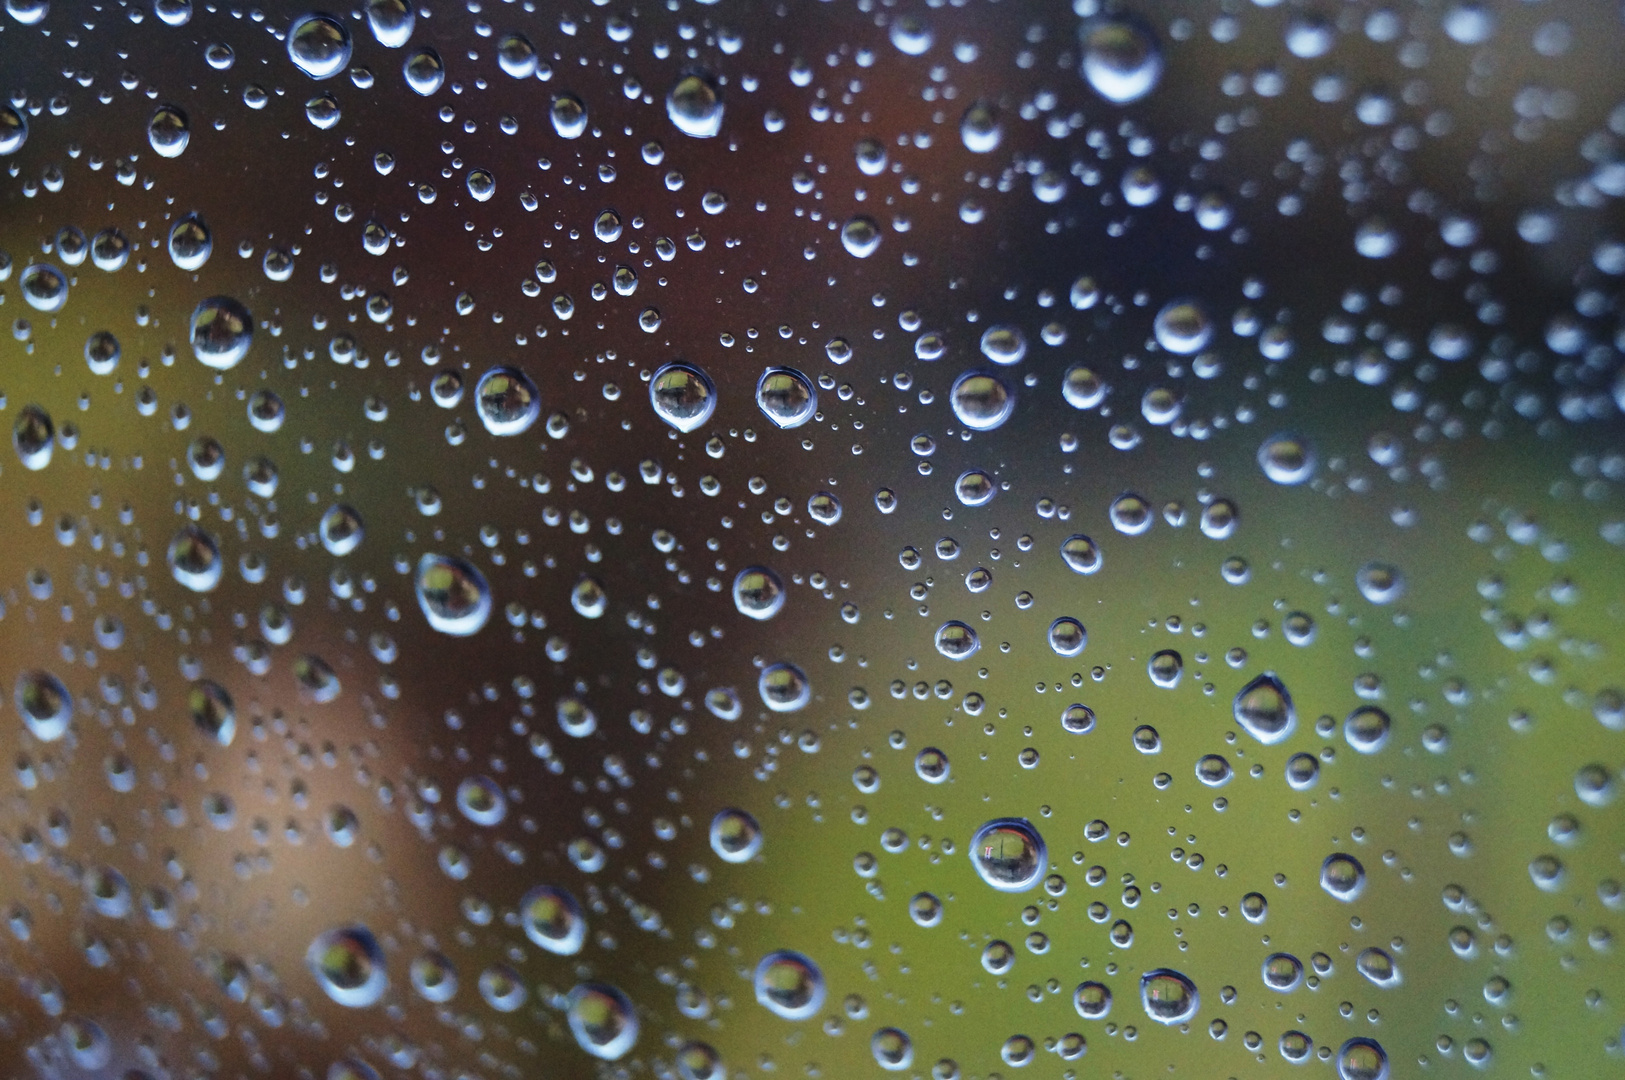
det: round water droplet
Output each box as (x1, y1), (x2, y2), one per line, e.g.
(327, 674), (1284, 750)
(15, 670), (71, 742)
(409, 952), (457, 1003)
(306, 926), (387, 1007)
(935, 620), (980, 660)
(756, 367), (817, 428)
(955, 470), (995, 506)
(188, 680), (236, 746)
(295, 654), (342, 703)
(1355, 948), (1400, 989)
(1109, 493), (1153, 535)
(979, 325), (1027, 364)
(415, 553), (492, 636)
(154, 0), (193, 27)
(1336, 1038), (1390, 1080)
(1344, 706), (1391, 754)
(1079, 16), (1163, 104)
(1061, 703), (1096, 734)
(1148, 649), (1183, 688)
(551, 93), (588, 138)
(1074, 981), (1112, 1019)
(496, 31), (536, 76)
(1233, 673), (1296, 745)
(288, 14), (352, 80)
(319, 505), (364, 556)
(0, 104), (27, 155)
(1355, 562), (1404, 604)
(1153, 299), (1212, 354)
(521, 885), (586, 955)
(889, 14), (933, 54)
(753, 950), (825, 1020)
(168, 525), (222, 592)
(474, 366), (540, 436)
(949, 371), (1014, 430)
(914, 747), (950, 783)
(1139, 969), (1199, 1024)
(1059, 534), (1101, 575)
(758, 662), (811, 712)
(841, 216), (882, 258)
(668, 71), (724, 138)
(85, 330), (121, 375)
(969, 817), (1046, 892)
(1047, 618), (1088, 657)
(676, 1042), (723, 1080)
(402, 46), (444, 95)
(710, 808), (762, 862)
(366, 0), (415, 47)
(190, 296), (254, 370)
(19, 263), (68, 312)
(650, 362), (716, 432)
(571, 576), (607, 619)
(456, 776), (507, 826)
(981, 940), (1015, 974)
(1261, 952), (1303, 991)
(1195, 754), (1233, 787)
(807, 492), (842, 525)
(872, 1028), (914, 1071)
(1258, 433), (1316, 484)
(167, 213), (211, 271)
(733, 567), (785, 621)
(1320, 853), (1366, 901)
(13, 404), (54, 470)
(960, 101), (1001, 153)
(148, 104), (190, 157)
(908, 891), (943, 925)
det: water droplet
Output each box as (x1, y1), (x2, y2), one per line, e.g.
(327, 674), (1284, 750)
(733, 567), (785, 620)
(753, 950), (825, 1020)
(496, 31), (536, 76)
(872, 1028), (914, 1070)
(935, 620), (980, 660)
(1196, 754), (1233, 787)
(1109, 493), (1153, 535)
(676, 1042), (723, 1080)
(1047, 618), (1088, 657)
(1258, 433), (1316, 484)
(1320, 853), (1366, 902)
(1261, 952), (1303, 991)
(415, 553), (492, 636)
(148, 104), (190, 157)
(402, 46), (444, 95)
(841, 216), (882, 258)
(1074, 981), (1112, 1019)
(521, 885), (586, 955)
(650, 362), (716, 432)
(808, 492), (842, 525)
(756, 367), (817, 428)
(288, 13), (352, 80)
(710, 808), (762, 862)
(1233, 673), (1296, 745)
(167, 213), (212, 271)
(1344, 706), (1391, 754)
(571, 576), (607, 618)
(1355, 948), (1400, 989)
(409, 952), (457, 1002)
(981, 940), (1015, 974)
(306, 926), (387, 1007)
(960, 101), (1001, 153)
(294, 654), (342, 703)
(19, 263), (67, 312)
(758, 662), (810, 712)
(914, 747), (950, 783)
(950, 371), (1014, 430)
(0, 104), (25, 154)
(668, 71), (724, 138)
(474, 366), (540, 436)
(456, 776), (507, 825)
(188, 680), (236, 746)
(969, 818), (1046, 892)
(1153, 299), (1212, 354)
(979, 325), (1027, 365)
(318, 504), (364, 556)
(366, 0), (415, 47)
(1337, 1038), (1389, 1080)
(1355, 562), (1404, 604)
(551, 93), (588, 138)
(955, 470), (995, 506)
(190, 296), (254, 370)
(908, 891), (943, 925)
(1079, 16), (1163, 104)
(889, 15), (933, 54)
(13, 404), (54, 470)
(15, 670), (71, 742)
(1139, 969), (1199, 1024)
(168, 525), (222, 592)
(1060, 534), (1101, 575)
(85, 330), (120, 375)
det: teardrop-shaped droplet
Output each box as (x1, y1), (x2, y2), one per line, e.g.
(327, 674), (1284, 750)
(15, 670), (71, 742)
(551, 93), (588, 138)
(13, 404), (54, 470)
(188, 680), (236, 746)
(756, 367), (816, 428)
(402, 46), (444, 95)
(521, 885), (587, 955)
(1233, 673), (1296, 745)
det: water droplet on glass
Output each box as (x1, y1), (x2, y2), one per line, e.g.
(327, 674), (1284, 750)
(969, 817), (1046, 892)
(85, 330), (121, 375)
(650, 362), (716, 432)
(960, 101), (1001, 153)
(1344, 706), (1391, 754)
(306, 926), (387, 1007)
(1153, 299), (1212, 354)
(758, 662), (810, 712)
(567, 983), (639, 1059)
(288, 13), (352, 80)
(148, 104), (189, 157)
(950, 371), (1014, 430)
(889, 15), (933, 54)
(189, 680), (236, 746)
(1355, 948), (1400, 989)
(474, 366), (540, 436)
(1320, 853), (1366, 902)
(521, 885), (586, 955)
(366, 0), (415, 47)
(756, 367), (817, 428)
(841, 216), (882, 258)
(668, 71), (724, 138)
(1336, 1038), (1390, 1080)
(15, 670), (71, 742)
(571, 576), (607, 619)
(935, 620), (980, 660)
(168, 525), (222, 592)
(872, 1027), (914, 1071)
(19, 263), (68, 312)
(551, 93), (588, 138)
(1233, 673), (1296, 745)
(402, 46), (444, 95)
(1355, 562), (1404, 604)
(0, 104), (25, 155)
(1047, 618), (1088, 657)
(1079, 16), (1163, 104)
(914, 747), (950, 783)
(1139, 969), (1199, 1024)
(1074, 981), (1112, 1019)
(753, 950), (825, 1020)
(415, 553), (492, 636)
(1258, 433), (1316, 484)
(496, 31), (536, 76)
(167, 213), (211, 271)
(190, 296), (253, 370)
(456, 776), (507, 825)
(1060, 534), (1101, 574)
(710, 808), (762, 862)
(733, 567), (785, 620)
(13, 404), (54, 470)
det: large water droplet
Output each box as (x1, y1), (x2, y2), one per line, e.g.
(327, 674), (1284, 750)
(1233, 673), (1296, 745)
(1153, 299), (1212, 354)
(758, 662), (810, 712)
(415, 553), (492, 636)
(551, 93), (588, 138)
(15, 670), (71, 742)
(1336, 1038), (1390, 1080)
(1258, 433), (1317, 484)
(167, 213), (211, 271)
(567, 983), (639, 1059)
(1355, 948), (1400, 989)
(168, 525), (223, 592)
(1344, 706), (1391, 753)
(13, 404), (54, 470)
(960, 101), (1001, 153)
(950, 371), (1014, 430)
(1355, 562), (1405, 604)
(190, 296), (254, 370)
(497, 32), (537, 76)
(288, 13), (352, 80)
(521, 885), (586, 955)
(668, 71), (724, 138)
(1320, 853), (1366, 901)
(756, 367), (817, 428)
(733, 567), (785, 620)
(650, 362), (716, 432)
(148, 104), (190, 157)
(934, 620), (980, 660)
(1047, 618), (1088, 657)
(474, 366), (540, 435)
(969, 818), (1046, 892)
(1079, 16), (1163, 104)
(366, 0), (415, 47)
(841, 216), (882, 258)
(319, 504), (364, 556)
(1139, 969), (1199, 1024)
(306, 926), (387, 1007)
(710, 808), (763, 862)
(1059, 534), (1101, 575)
(753, 950), (825, 1020)
(19, 263), (68, 312)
